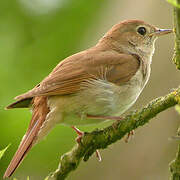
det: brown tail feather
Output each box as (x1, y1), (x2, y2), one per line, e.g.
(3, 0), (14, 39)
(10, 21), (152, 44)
(3, 97), (49, 178)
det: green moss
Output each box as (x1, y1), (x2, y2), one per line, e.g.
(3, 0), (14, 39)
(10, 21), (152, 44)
(173, 0), (180, 70)
(170, 145), (180, 180)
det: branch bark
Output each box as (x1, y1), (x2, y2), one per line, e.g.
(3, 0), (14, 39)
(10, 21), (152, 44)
(45, 1), (180, 180)
(45, 87), (180, 180)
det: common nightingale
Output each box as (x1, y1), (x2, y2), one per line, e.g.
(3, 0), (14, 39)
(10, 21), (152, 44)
(4, 19), (172, 178)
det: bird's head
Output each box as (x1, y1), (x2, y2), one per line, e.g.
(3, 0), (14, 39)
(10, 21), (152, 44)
(99, 19), (172, 58)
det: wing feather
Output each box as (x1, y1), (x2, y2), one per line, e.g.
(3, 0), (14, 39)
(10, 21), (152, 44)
(15, 49), (140, 100)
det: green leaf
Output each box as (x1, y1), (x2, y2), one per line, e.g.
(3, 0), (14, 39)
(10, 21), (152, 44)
(44, 177), (49, 180)
(167, 0), (180, 8)
(27, 176), (30, 180)
(175, 105), (180, 114)
(0, 144), (10, 160)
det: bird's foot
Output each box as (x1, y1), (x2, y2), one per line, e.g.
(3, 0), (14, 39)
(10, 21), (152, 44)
(125, 130), (135, 143)
(71, 126), (102, 161)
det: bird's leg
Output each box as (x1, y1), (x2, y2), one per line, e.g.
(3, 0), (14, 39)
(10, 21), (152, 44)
(87, 115), (135, 143)
(87, 114), (123, 121)
(71, 126), (102, 161)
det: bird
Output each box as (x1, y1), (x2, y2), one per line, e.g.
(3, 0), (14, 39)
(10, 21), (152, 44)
(3, 19), (172, 178)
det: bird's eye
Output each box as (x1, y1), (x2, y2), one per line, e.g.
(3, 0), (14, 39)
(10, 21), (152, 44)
(137, 27), (146, 36)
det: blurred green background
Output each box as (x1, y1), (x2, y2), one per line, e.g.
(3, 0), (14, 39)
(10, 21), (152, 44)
(0, 0), (179, 180)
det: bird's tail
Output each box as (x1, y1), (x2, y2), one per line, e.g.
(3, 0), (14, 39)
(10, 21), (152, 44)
(3, 96), (49, 178)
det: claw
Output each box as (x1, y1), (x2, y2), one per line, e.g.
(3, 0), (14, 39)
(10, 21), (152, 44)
(125, 130), (135, 143)
(95, 150), (102, 162)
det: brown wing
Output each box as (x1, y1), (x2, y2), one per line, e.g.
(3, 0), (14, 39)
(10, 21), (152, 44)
(15, 49), (140, 100)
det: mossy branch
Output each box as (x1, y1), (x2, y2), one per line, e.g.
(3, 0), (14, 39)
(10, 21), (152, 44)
(168, 0), (180, 179)
(169, 126), (180, 180)
(161, 0), (180, 180)
(173, 0), (180, 69)
(45, 87), (180, 180)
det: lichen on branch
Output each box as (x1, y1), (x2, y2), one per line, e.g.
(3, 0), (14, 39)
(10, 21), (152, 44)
(173, 0), (180, 69)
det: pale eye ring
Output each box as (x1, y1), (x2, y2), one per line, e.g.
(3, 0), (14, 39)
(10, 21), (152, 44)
(137, 27), (146, 36)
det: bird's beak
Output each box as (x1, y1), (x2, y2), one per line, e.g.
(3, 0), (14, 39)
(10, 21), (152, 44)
(149, 29), (173, 37)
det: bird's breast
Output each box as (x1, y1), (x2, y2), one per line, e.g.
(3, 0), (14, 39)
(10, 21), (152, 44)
(47, 65), (150, 126)
(76, 64), (150, 117)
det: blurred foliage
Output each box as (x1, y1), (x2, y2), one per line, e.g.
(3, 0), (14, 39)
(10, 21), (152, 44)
(167, 0), (180, 8)
(0, 0), (108, 179)
(12, 177), (29, 180)
(0, 145), (10, 160)
(175, 105), (180, 114)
